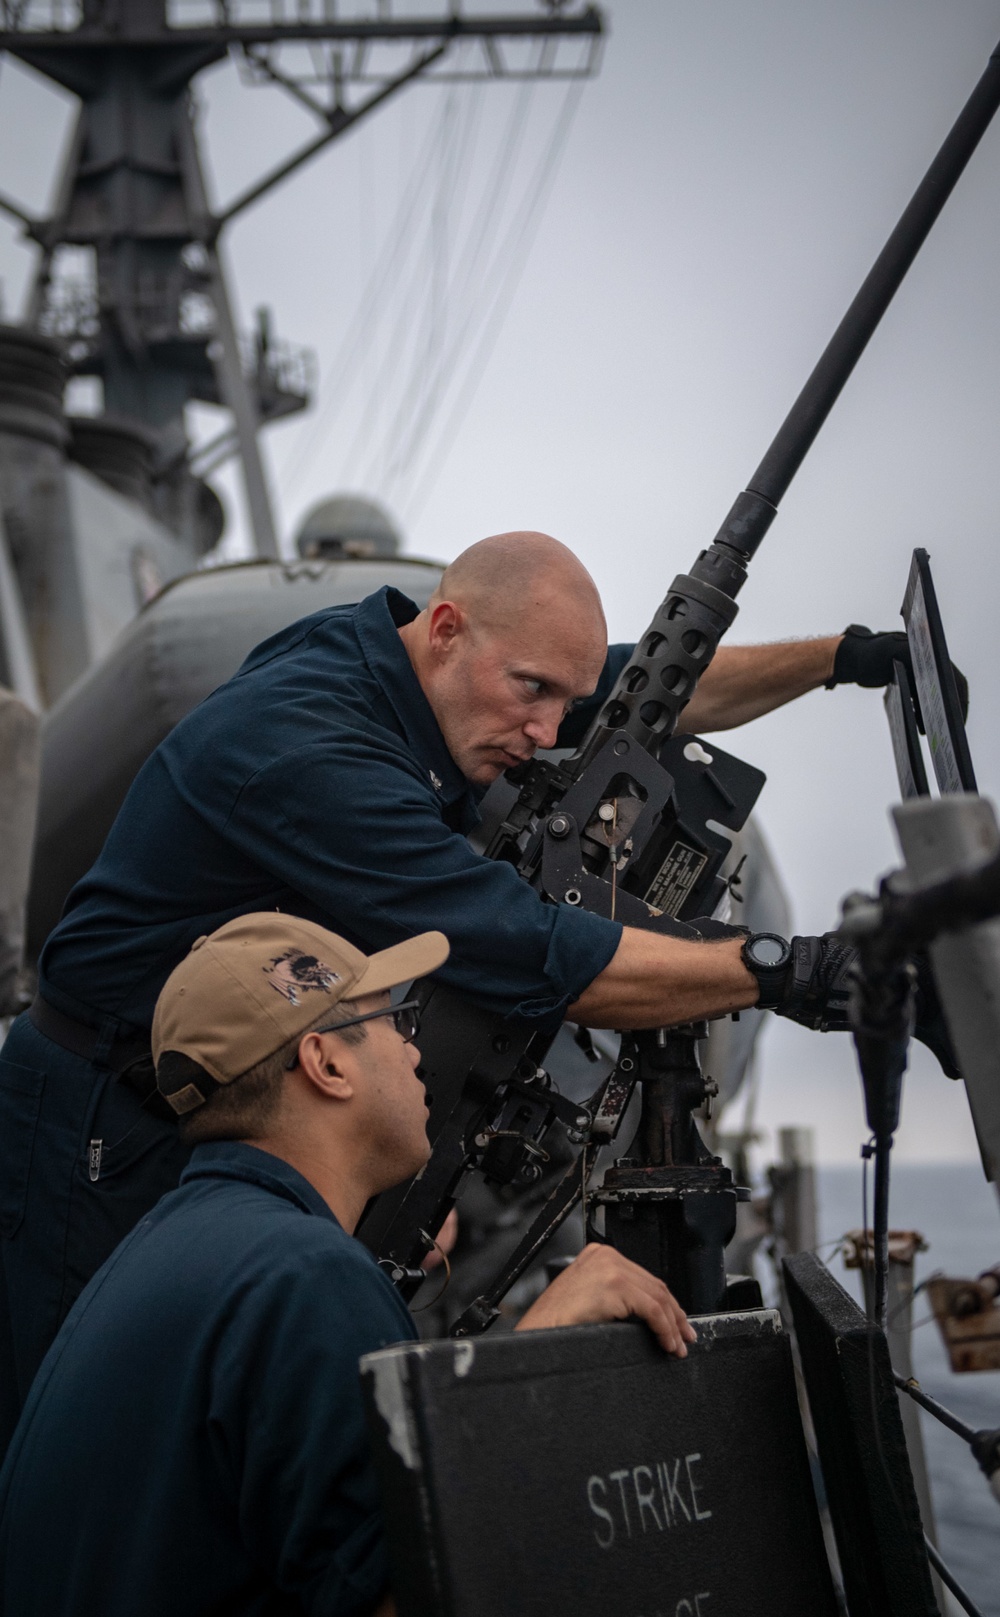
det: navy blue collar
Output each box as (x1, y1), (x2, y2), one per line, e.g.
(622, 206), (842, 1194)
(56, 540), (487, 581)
(180, 1140), (339, 1225)
(354, 587), (470, 809)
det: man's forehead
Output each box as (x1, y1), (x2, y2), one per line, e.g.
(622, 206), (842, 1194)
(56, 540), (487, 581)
(506, 636), (607, 695)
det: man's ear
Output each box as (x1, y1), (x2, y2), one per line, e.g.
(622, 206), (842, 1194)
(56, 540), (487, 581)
(426, 600), (464, 658)
(295, 1032), (355, 1100)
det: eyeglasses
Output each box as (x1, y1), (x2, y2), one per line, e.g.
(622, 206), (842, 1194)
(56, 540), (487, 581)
(286, 1000), (421, 1068)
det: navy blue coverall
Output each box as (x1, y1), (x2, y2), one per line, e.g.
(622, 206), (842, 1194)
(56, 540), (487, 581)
(0, 586), (628, 1448)
(0, 1141), (416, 1617)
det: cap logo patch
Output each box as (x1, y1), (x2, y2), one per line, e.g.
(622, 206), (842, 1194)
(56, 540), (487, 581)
(263, 949), (341, 1007)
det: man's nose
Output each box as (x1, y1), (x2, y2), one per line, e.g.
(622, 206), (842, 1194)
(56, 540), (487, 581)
(523, 706), (562, 750)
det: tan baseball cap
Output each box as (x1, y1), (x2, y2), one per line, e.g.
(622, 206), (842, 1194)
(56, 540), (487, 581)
(153, 912), (449, 1116)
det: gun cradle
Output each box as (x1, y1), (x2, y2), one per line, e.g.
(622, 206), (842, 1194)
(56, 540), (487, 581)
(358, 731), (765, 1315)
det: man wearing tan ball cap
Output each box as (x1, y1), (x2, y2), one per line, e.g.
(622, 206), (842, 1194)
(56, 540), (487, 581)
(151, 912), (451, 1120)
(0, 913), (693, 1617)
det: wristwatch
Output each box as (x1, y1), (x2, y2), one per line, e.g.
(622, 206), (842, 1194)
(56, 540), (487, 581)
(741, 931), (793, 1009)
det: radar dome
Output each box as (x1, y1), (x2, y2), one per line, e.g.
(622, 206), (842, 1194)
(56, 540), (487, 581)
(294, 494), (402, 559)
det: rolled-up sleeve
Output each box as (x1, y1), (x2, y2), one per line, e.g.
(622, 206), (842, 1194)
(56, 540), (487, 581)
(227, 730), (622, 1019)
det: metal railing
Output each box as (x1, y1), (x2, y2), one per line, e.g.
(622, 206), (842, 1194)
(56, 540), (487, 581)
(230, 33), (603, 85)
(2, 0), (604, 81)
(893, 1373), (999, 1617)
(0, 0), (80, 28)
(36, 278), (314, 423)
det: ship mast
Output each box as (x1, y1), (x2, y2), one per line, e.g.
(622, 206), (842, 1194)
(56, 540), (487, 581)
(0, 1), (603, 557)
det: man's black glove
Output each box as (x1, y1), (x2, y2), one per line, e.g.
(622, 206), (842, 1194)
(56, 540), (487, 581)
(743, 930), (963, 1078)
(826, 624), (969, 721)
(745, 933), (855, 1031)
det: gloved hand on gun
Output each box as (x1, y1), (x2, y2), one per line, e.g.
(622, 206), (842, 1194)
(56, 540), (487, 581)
(740, 928), (959, 1077)
(827, 624), (969, 720)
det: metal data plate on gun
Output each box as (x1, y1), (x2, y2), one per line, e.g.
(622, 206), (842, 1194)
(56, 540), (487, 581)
(361, 1311), (838, 1617)
(902, 548), (976, 795)
(648, 733), (765, 919)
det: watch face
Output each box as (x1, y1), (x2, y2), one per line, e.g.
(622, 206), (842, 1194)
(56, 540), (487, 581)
(748, 933), (788, 967)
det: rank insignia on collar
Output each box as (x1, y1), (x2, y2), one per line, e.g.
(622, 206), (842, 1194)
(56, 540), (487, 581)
(429, 770), (443, 792)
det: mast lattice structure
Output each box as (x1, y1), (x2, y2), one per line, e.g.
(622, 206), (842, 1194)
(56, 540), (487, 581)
(0, 1), (603, 555)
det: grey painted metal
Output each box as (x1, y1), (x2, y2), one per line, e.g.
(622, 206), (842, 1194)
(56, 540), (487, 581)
(773, 1127), (818, 1257)
(0, 6), (604, 53)
(891, 795), (1000, 1190)
(67, 415), (158, 511)
(24, 107), (85, 330)
(3, 21), (307, 561)
(0, 689), (39, 1014)
(61, 462), (198, 662)
(27, 554), (443, 957)
(0, 321), (219, 709)
(0, 187), (34, 231)
(0, 326), (86, 703)
(36, 59), (214, 433)
(295, 493), (402, 559)
(213, 44), (447, 231)
(172, 102), (279, 560)
(198, 243), (276, 558)
(0, 507), (41, 710)
(203, 232), (277, 553)
(0, 1), (602, 565)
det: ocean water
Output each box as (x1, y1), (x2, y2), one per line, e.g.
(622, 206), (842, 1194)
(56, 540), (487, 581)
(816, 1161), (1000, 1617)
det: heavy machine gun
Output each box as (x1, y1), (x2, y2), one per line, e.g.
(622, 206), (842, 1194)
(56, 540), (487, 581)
(359, 36), (1000, 1325)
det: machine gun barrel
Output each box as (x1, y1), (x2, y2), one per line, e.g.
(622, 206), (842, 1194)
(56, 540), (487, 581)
(575, 37), (1000, 773)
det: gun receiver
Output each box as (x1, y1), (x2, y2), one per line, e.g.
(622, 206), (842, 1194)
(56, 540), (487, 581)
(359, 36), (1000, 1316)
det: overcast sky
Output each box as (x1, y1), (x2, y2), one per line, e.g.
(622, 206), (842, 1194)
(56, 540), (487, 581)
(3, 0), (1000, 1166)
